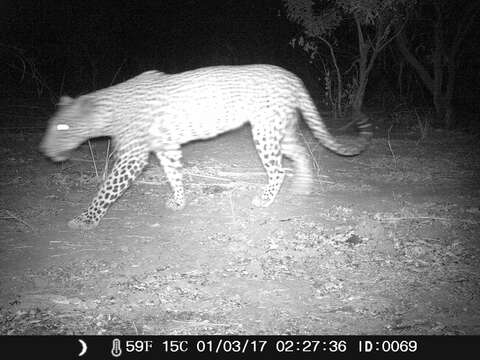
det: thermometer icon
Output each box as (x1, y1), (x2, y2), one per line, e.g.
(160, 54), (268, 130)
(111, 338), (122, 357)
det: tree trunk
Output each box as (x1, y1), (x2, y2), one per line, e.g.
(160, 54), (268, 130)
(395, 27), (452, 126)
(395, 1), (480, 128)
(352, 15), (369, 117)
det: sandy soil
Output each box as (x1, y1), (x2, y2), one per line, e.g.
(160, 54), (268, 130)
(1, 125), (479, 335)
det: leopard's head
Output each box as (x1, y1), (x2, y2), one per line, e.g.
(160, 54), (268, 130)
(40, 95), (101, 162)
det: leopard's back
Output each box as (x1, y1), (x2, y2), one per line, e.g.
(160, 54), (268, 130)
(146, 64), (371, 153)
(147, 65), (302, 144)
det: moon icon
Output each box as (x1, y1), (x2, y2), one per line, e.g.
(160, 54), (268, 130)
(78, 339), (88, 357)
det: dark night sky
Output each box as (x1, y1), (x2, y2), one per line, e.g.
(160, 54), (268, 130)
(1, 0), (479, 116)
(2, 0), (294, 96)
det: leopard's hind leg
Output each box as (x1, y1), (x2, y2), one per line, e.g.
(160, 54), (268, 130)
(154, 147), (186, 211)
(250, 119), (286, 207)
(281, 120), (314, 195)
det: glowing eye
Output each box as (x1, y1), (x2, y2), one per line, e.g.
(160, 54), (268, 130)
(56, 124), (70, 130)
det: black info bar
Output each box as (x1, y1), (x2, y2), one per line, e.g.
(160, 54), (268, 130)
(0, 335), (477, 359)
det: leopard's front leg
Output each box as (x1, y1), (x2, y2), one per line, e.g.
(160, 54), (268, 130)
(68, 150), (148, 230)
(155, 148), (185, 210)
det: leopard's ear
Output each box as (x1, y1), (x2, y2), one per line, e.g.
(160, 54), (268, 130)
(77, 96), (96, 115)
(58, 96), (74, 106)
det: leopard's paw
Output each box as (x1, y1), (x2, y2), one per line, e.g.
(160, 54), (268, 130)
(68, 214), (99, 230)
(252, 194), (273, 208)
(165, 195), (186, 211)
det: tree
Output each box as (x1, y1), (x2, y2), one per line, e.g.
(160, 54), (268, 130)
(284, 0), (411, 119)
(394, 0), (480, 128)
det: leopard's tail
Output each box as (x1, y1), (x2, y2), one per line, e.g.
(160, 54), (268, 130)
(297, 86), (373, 156)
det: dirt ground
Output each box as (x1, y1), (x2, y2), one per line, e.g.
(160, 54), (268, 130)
(1, 122), (479, 335)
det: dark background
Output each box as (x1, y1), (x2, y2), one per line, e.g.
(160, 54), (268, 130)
(3, 0), (294, 97)
(1, 0), (479, 125)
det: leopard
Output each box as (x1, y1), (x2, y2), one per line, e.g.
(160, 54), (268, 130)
(40, 64), (372, 230)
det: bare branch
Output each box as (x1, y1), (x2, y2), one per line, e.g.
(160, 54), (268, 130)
(450, 2), (480, 59)
(395, 27), (434, 94)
